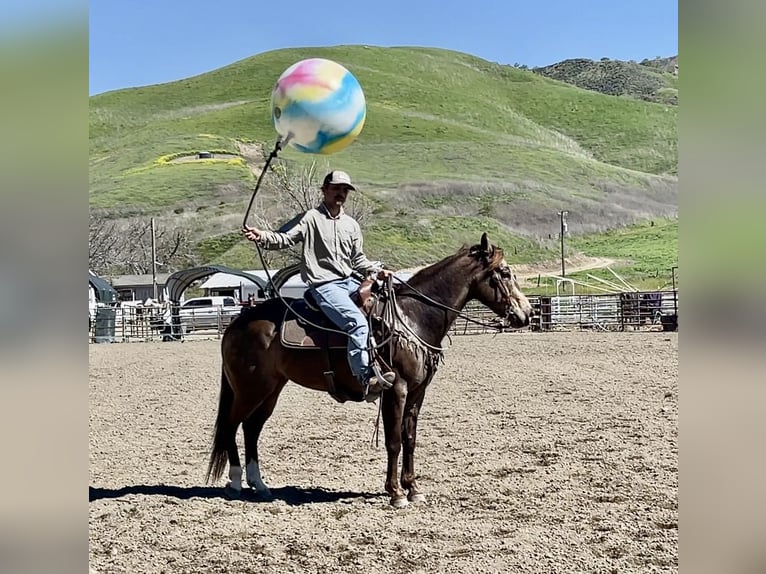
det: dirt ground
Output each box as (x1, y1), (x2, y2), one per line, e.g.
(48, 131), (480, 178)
(89, 332), (678, 574)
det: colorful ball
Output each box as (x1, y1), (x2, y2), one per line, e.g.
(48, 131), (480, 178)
(271, 58), (366, 154)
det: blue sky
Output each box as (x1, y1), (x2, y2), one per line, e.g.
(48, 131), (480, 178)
(89, 0), (677, 96)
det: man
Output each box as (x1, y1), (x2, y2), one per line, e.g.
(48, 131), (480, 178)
(242, 170), (395, 396)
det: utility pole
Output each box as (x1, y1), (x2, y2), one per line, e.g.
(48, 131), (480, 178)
(670, 265), (678, 316)
(151, 217), (158, 300)
(558, 210), (568, 277)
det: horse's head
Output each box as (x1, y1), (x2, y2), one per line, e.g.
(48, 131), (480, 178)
(468, 233), (534, 328)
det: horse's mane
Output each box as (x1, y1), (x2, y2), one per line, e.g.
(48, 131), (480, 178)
(400, 243), (506, 292)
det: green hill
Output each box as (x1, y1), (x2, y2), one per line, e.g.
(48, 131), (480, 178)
(566, 217), (678, 290)
(89, 45), (677, 275)
(533, 56), (678, 105)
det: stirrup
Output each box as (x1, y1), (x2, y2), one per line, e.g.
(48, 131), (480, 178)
(369, 364), (395, 389)
(362, 372), (394, 403)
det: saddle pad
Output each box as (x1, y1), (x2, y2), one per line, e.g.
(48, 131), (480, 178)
(280, 303), (348, 349)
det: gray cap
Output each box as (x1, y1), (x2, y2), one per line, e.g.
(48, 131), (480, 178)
(323, 170), (356, 190)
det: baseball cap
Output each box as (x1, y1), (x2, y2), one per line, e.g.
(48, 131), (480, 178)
(323, 170), (356, 190)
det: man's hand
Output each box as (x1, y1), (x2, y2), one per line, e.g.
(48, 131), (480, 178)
(376, 269), (393, 281)
(242, 225), (262, 242)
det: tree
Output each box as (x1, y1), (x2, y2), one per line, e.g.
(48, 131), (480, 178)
(267, 159), (323, 214)
(88, 215), (123, 273)
(267, 156), (373, 221)
(88, 213), (196, 276)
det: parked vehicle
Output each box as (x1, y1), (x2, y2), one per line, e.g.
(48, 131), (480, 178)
(178, 296), (240, 332)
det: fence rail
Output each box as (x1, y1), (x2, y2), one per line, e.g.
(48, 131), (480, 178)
(533, 290), (679, 333)
(89, 305), (234, 343)
(446, 290), (679, 335)
(90, 290), (679, 343)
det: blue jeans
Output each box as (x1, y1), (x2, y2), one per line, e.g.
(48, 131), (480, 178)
(309, 277), (369, 381)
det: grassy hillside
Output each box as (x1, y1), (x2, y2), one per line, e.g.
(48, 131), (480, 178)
(89, 45), (677, 278)
(517, 218), (678, 295)
(567, 217), (678, 291)
(201, 215), (562, 272)
(533, 56), (678, 105)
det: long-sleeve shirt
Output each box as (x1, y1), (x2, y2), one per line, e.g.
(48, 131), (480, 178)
(257, 205), (379, 286)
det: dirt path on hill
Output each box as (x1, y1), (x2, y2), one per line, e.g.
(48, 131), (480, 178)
(514, 256), (617, 280)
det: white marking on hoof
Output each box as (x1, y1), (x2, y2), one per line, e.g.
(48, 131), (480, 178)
(246, 460), (271, 496)
(408, 492), (427, 504)
(228, 465), (243, 491)
(391, 496), (409, 509)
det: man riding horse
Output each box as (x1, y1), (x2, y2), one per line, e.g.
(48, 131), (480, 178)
(210, 227), (534, 506)
(242, 170), (395, 399)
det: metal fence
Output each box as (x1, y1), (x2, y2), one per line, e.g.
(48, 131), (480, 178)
(89, 290), (679, 343)
(532, 290), (679, 332)
(447, 290), (679, 335)
(89, 305), (236, 343)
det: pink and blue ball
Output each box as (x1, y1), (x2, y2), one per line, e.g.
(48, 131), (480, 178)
(271, 58), (366, 154)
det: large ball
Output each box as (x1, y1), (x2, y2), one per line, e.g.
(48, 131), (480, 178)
(271, 58), (366, 154)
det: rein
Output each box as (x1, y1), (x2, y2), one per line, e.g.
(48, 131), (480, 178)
(368, 269), (511, 355)
(389, 273), (512, 331)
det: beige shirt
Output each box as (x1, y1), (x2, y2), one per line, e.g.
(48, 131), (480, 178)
(257, 205), (379, 286)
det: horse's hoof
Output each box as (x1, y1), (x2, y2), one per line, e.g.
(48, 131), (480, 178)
(408, 492), (427, 504)
(390, 496), (409, 509)
(223, 484), (242, 500)
(252, 488), (273, 501)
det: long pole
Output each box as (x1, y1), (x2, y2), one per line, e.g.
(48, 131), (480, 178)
(559, 210), (568, 277)
(607, 267), (639, 292)
(586, 273), (623, 293)
(151, 217), (158, 300)
(549, 275), (615, 294)
(242, 134), (290, 228)
(671, 265), (678, 316)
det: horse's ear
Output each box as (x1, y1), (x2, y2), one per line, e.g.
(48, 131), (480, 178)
(480, 232), (492, 254)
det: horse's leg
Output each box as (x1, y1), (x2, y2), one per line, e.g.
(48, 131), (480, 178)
(223, 395), (260, 498)
(242, 380), (287, 498)
(223, 427), (243, 496)
(207, 367), (248, 499)
(382, 379), (408, 508)
(214, 370), (278, 499)
(401, 384), (428, 503)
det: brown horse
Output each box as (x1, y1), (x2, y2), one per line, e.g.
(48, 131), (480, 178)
(207, 233), (534, 507)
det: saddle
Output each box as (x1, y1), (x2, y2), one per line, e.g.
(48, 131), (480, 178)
(280, 278), (378, 349)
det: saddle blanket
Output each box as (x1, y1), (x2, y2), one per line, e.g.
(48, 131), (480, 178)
(280, 300), (348, 349)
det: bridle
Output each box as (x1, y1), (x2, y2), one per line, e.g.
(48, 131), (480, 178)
(369, 262), (522, 354)
(489, 263), (519, 327)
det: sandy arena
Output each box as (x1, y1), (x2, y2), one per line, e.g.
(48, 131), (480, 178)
(89, 332), (678, 573)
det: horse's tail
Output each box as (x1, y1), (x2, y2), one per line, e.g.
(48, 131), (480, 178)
(206, 366), (235, 484)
